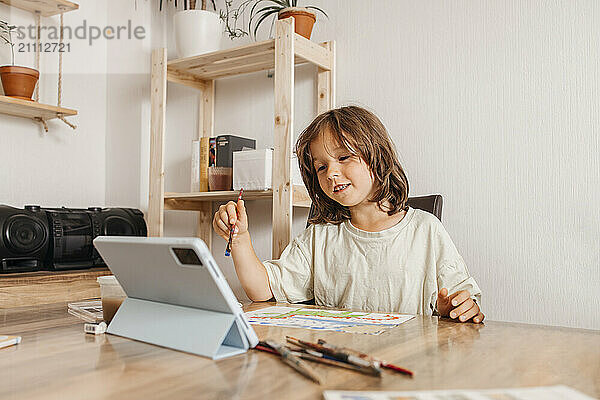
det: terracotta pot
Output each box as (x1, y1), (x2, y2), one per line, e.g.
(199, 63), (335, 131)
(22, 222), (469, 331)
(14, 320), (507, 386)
(278, 7), (316, 40)
(0, 66), (39, 101)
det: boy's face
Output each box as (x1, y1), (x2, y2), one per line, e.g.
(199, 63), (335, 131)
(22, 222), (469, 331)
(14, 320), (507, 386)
(310, 130), (375, 208)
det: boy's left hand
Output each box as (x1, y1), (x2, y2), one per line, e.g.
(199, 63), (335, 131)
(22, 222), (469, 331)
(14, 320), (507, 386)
(437, 288), (485, 324)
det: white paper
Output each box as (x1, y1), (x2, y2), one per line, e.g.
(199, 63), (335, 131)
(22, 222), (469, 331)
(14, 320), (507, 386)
(244, 306), (414, 335)
(323, 385), (595, 400)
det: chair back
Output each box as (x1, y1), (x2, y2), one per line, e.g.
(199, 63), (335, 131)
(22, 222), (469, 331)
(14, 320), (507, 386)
(306, 194), (443, 228)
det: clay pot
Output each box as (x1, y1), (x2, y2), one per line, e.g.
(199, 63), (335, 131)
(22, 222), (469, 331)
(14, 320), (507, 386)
(0, 66), (39, 101)
(278, 7), (316, 40)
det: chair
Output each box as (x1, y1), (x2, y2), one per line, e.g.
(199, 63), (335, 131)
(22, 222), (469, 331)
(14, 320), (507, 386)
(306, 194), (443, 228)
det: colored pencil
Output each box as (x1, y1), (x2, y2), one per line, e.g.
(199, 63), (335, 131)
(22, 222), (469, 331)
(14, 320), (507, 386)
(225, 188), (243, 257)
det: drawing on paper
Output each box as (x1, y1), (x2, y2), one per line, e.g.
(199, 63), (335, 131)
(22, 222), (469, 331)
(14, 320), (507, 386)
(244, 306), (414, 335)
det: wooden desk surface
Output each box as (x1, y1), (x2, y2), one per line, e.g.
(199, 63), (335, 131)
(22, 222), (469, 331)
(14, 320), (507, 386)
(1, 302), (598, 399)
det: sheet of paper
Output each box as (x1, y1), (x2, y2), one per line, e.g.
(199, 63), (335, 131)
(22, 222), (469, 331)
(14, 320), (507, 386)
(244, 306), (414, 335)
(323, 385), (594, 400)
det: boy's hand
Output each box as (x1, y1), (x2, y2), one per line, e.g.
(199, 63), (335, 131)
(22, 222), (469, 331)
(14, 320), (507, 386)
(213, 199), (248, 242)
(437, 288), (484, 324)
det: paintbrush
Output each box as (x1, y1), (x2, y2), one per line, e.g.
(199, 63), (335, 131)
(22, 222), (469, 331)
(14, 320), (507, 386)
(265, 340), (323, 384)
(317, 338), (414, 377)
(286, 336), (381, 377)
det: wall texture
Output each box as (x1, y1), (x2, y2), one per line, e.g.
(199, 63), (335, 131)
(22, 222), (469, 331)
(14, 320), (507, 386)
(0, 3), (107, 209)
(311, 0), (600, 330)
(5, 0), (594, 330)
(142, 0), (599, 329)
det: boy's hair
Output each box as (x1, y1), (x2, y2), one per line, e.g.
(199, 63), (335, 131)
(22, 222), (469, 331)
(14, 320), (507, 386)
(295, 105), (409, 225)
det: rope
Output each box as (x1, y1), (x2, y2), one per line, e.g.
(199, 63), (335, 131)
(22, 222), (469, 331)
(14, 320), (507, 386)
(58, 13), (63, 107)
(57, 13), (76, 130)
(34, 12), (40, 102)
(35, 117), (49, 132)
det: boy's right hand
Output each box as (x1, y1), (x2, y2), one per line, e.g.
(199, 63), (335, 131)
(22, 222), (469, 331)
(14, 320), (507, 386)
(213, 199), (248, 241)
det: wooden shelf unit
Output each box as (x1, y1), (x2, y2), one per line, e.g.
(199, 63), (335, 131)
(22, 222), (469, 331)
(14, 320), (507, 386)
(0, 0), (78, 17)
(0, 95), (77, 120)
(149, 18), (335, 258)
(0, 0), (78, 123)
(164, 186), (311, 211)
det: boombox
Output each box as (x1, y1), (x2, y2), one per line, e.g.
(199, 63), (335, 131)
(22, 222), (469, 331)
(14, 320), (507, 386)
(0, 205), (147, 273)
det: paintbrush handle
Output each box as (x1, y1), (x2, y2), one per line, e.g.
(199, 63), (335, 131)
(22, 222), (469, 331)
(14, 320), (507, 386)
(266, 340), (322, 385)
(298, 352), (372, 373)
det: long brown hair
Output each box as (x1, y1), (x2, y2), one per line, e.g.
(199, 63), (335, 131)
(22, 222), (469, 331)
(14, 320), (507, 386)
(296, 105), (409, 225)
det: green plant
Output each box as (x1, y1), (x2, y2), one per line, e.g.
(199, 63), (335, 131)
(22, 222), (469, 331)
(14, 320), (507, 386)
(159, 0), (217, 11)
(221, 0), (328, 40)
(0, 19), (16, 66)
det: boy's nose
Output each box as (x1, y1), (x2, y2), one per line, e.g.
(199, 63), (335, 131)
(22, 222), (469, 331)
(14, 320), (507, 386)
(326, 167), (340, 180)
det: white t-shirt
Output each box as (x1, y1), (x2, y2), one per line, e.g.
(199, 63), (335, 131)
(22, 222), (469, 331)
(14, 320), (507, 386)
(263, 207), (482, 315)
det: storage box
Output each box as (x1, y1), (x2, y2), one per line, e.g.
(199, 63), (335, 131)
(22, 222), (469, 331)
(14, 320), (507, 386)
(233, 149), (303, 191)
(216, 135), (256, 168)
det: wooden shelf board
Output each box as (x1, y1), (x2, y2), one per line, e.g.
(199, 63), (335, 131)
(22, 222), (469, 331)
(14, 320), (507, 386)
(167, 34), (332, 81)
(0, 95), (77, 120)
(0, 267), (111, 308)
(164, 185), (311, 210)
(0, 0), (79, 16)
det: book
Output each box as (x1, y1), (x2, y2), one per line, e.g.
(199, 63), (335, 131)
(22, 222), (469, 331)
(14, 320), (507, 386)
(209, 137), (217, 167)
(191, 140), (200, 192)
(216, 135), (256, 168)
(199, 137), (211, 192)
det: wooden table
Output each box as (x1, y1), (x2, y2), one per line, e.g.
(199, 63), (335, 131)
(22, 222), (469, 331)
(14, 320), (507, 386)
(1, 302), (598, 399)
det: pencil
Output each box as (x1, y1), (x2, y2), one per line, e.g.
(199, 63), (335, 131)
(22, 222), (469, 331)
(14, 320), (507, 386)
(265, 340), (323, 385)
(225, 188), (244, 257)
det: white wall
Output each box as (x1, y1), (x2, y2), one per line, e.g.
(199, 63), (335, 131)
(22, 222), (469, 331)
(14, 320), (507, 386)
(0, 2), (107, 208)
(8, 0), (595, 330)
(308, 0), (600, 330)
(141, 0), (599, 329)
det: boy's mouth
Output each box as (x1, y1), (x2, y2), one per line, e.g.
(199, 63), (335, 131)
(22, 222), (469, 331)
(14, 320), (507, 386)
(333, 183), (351, 193)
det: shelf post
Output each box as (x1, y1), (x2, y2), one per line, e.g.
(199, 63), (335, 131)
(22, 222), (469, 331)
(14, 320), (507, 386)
(195, 80), (215, 248)
(148, 48), (168, 236)
(272, 18), (295, 259)
(318, 41), (336, 113)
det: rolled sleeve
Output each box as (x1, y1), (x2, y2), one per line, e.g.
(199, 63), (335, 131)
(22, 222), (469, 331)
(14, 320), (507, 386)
(437, 258), (482, 303)
(431, 221), (483, 312)
(263, 238), (313, 303)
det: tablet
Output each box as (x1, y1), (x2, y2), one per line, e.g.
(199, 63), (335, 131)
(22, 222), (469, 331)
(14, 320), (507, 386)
(93, 236), (258, 358)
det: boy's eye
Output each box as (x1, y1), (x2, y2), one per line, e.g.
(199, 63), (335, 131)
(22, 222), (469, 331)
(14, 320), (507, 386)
(339, 156), (350, 161)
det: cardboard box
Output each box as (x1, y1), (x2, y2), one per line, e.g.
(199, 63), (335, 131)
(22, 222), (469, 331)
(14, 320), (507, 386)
(233, 149), (303, 191)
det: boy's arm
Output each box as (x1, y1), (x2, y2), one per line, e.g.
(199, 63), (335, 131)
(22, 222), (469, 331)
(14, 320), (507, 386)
(213, 199), (273, 302)
(230, 231), (273, 301)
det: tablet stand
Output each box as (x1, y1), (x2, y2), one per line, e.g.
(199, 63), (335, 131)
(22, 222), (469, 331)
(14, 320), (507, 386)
(107, 297), (248, 359)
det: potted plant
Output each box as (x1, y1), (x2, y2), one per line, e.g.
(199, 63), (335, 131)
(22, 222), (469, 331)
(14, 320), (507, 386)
(0, 19), (39, 101)
(221, 0), (327, 40)
(161, 0), (224, 58)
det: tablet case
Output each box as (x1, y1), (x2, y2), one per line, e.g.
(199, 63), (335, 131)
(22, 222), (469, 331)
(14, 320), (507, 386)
(94, 236), (255, 360)
(107, 298), (247, 359)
